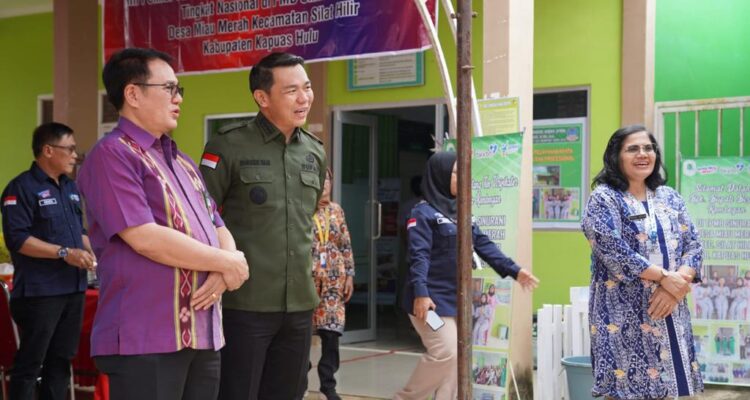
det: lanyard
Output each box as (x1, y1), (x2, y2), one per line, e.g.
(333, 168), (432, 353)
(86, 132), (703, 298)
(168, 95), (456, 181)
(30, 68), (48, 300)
(642, 191), (658, 249)
(625, 190), (659, 253)
(314, 208), (330, 245)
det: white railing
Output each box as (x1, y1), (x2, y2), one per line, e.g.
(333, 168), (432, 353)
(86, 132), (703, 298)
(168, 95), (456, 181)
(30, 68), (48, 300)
(535, 287), (590, 400)
(653, 96), (750, 188)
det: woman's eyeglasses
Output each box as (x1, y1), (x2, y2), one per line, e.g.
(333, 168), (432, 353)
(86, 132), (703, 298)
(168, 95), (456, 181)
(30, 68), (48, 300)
(623, 144), (656, 154)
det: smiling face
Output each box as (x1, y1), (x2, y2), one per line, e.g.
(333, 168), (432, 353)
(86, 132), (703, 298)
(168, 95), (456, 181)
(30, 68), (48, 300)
(618, 131), (656, 186)
(253, 64), (313, 136)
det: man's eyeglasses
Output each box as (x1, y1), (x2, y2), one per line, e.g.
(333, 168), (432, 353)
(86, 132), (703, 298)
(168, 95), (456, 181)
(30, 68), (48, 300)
(48, 144), (77, 154)
(134, 82), (184, 99)
(623, 144), (656, 154)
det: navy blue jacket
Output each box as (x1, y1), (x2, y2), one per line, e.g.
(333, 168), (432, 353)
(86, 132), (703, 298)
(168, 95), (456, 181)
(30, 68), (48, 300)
(1, 162), (87, 298)
(402, 201), (520, 317)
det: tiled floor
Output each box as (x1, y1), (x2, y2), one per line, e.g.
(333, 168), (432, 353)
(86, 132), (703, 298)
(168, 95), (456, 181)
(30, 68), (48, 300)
(303, 342), (750, 400)
(305, 345), (420, 399)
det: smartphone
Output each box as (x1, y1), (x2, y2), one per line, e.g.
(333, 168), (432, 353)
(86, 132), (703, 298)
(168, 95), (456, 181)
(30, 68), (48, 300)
(426, 310), (445, 331)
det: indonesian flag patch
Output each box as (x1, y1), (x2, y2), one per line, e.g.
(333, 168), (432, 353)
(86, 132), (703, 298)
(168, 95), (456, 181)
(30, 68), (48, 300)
(407, 218), (417, 229)
(3, 196), (17, 206)
(201, 153), (220, 169)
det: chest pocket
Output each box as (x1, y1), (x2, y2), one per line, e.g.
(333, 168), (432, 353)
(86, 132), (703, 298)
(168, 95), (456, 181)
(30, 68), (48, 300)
(437, 223), (457, 236)
(39, 200), (64, 237)
(300, 171), (320, 212)
(240, 167), (275, 208)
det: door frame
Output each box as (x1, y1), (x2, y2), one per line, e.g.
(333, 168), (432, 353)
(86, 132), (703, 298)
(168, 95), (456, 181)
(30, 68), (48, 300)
(334, 111), (378, 343)
(332, 99), (445, 343)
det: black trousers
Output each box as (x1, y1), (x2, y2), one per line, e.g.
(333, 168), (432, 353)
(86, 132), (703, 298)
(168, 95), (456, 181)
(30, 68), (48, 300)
(299, 329), (342, 398)
(9, 292), (84, 400)
(316, 330), (341, 395)
(94, 348), (221, 400)
(218, 309), (313, 400)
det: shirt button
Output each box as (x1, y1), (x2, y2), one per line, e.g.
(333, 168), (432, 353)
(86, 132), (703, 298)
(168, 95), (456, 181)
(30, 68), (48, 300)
(288, 199), (293, 204)
(289, 250), (294, 256)
(255, 174), (260, 179)
(286, 174), (291, 179)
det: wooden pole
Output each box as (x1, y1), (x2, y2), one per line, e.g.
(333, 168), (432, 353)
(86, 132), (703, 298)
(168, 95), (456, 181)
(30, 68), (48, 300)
(456, 0), (473, 398)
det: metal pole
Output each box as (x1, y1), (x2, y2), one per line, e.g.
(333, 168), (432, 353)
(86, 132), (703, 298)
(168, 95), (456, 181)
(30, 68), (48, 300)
(456, 0), (473, 398)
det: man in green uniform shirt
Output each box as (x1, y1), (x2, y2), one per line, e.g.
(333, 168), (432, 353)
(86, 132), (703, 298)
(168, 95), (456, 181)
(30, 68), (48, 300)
(200, 52), (327, 400)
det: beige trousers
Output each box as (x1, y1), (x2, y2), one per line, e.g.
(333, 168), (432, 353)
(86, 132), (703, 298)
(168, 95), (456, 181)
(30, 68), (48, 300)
(393, 315), (457, 400)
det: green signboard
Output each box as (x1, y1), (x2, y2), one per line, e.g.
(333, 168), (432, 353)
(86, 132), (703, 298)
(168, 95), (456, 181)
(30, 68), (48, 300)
(681, 156), (750, 387)
(532, 117), (587, 229)
(445, 131), (522, 399)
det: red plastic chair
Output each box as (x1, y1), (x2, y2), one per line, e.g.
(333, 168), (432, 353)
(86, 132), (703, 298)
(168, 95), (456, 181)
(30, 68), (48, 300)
(0, 280), (19, 399)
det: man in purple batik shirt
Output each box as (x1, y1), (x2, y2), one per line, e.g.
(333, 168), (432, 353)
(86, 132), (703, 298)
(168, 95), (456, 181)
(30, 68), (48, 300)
(77, 48), (249, 400)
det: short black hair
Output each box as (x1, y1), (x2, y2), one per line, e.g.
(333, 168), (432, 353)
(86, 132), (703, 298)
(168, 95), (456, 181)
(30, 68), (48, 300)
(249, 52), (305, 94)
(592, 124), (667, 191)
(32, 122), (73, 158)
(102, 48), (173, 110)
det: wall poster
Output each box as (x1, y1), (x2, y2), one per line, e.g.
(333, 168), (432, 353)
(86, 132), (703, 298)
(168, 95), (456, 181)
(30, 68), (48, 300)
(532, 117), (588, 230)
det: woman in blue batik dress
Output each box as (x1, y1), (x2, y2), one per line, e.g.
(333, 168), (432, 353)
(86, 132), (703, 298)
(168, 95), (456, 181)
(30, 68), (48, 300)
(582, 125), (704, 399)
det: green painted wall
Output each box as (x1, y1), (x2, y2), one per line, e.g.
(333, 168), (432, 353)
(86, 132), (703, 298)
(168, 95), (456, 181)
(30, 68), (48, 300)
(655, 0), (750, 102)
(0, 13), (54, 196)
(655, 0), (750, 180)
(532, 0), (623, 310)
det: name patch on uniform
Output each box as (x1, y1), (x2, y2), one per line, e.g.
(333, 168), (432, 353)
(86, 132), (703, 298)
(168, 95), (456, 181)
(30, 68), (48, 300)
(38, 198), (58, 207)
(240, 159), (271, 167)
(407, 218), (417, 229)
(201, 153), (220, 169)
(37, 189), (51, 198)
(436, 217), (452, 225)
(628, 213), (647, 221)
(301, 163), (319, 172)
(70, 194), (80, 202)
(3, 196), (17, 206)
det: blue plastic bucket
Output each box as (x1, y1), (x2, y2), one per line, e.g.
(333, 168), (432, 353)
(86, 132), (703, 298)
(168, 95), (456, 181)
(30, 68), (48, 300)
(561, 356), (595, 400)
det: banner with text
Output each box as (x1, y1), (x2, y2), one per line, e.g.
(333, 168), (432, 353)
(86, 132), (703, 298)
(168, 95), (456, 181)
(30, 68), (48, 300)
(104, 0), (436, 73)
(532, 117), (587, 229)
(446, 132), (522, 400)
(682, 156), (750, 387)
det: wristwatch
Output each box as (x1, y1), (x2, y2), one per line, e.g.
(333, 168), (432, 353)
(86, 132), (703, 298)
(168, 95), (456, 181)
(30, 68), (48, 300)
(57, 247), (69, 259)
(658, 268), (669, 282)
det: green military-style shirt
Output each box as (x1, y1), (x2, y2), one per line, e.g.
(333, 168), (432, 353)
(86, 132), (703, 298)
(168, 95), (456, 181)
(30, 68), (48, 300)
(200, 112), (327, 312)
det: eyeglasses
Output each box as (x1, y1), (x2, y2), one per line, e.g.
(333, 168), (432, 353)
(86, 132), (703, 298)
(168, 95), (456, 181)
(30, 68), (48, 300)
(47, 144), (77, 154)
(134, 82), (184, 99)
(623, 144), (656, 154)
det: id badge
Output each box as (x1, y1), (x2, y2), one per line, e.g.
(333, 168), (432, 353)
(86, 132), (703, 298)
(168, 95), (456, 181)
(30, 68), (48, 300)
(648, 252), (664, 267)
(203, 191), (215, 223)
(320, 252), (327, 269)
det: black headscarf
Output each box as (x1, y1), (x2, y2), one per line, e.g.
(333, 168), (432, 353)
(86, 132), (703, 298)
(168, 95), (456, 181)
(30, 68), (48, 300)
(421, 151), (457, 220)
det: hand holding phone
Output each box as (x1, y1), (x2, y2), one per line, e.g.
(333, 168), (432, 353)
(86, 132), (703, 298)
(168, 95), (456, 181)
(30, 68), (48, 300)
(426, 309), (445, 331)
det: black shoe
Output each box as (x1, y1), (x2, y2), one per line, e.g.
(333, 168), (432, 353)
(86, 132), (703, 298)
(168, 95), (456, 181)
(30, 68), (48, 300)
(319, 390), (342, 400)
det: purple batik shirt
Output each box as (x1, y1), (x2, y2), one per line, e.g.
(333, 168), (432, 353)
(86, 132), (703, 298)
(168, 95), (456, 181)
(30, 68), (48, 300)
(77, 117), (225, 356)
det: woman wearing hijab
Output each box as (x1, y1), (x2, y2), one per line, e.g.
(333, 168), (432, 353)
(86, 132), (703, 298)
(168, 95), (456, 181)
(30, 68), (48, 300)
(393, 152), (538, 400)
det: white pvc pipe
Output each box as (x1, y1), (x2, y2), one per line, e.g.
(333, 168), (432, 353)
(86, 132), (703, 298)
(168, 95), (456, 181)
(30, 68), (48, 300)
(414, 0), (457, 138)
(438, 0), (484, 137)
